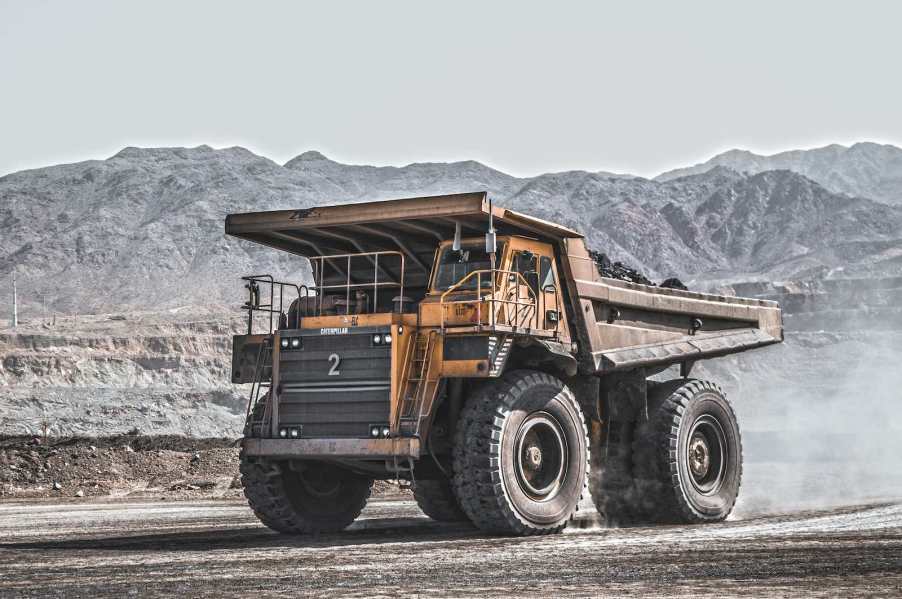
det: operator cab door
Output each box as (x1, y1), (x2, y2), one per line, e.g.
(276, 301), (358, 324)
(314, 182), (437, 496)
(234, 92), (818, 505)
(507, 250), (539, 328)
(508, 248), (562, 331)
(510, 246), (560, 334)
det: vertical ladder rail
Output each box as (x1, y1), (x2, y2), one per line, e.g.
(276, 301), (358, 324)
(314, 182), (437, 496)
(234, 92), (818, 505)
(245, 337), (273, 436)
(399, 331), (437, 425)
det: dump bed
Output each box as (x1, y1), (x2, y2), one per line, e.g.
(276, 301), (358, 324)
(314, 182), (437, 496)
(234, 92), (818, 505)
(561, 237), (782, 373)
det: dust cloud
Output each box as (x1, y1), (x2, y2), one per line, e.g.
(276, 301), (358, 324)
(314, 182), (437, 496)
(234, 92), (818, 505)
(709, 314), (902, 518)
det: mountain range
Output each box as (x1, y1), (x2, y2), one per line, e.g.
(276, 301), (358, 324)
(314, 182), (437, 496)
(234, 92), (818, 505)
(657, 142), (902, 206)
(2, 143), (902, 316)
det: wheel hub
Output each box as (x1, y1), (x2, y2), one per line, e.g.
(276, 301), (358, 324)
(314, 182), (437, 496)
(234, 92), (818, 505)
(689, 434), (710, 478)
(514, 412), (568, 501)
(685, 414), (727, 495)
(523, 445), (543, 469)
(298, 468), (342, 497)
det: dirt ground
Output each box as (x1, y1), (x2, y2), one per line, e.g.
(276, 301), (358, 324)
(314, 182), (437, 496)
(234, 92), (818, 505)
(3, 437), (902, 597)
(1, 498), (901, 598)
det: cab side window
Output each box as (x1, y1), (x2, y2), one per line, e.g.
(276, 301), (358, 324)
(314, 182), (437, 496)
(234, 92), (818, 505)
(540, 256), (554, 290)
(513, 251), (540, 295)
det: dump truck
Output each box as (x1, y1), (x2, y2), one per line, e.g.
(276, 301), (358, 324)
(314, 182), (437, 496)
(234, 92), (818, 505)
(226, 192), (782, 536)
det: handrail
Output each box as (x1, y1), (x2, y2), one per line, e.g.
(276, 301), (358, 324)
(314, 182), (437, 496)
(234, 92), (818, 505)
(241, 275), (309, 334)
(239, 250), (406, 331)
(309, 250), (405, 315)
(440, 269), (541, 332)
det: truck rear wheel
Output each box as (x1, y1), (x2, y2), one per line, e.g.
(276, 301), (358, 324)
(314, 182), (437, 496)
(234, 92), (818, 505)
(413, 478), (468, 522)
(240, 452), (373, 534)
(632, 379), (742, 523)
(589, 418), (651, 526)
(452, 370), (589, 536)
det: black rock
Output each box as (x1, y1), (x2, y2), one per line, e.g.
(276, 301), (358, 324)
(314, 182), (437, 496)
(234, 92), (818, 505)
(588, 250), (654, 286)
(659, 277), (688, 291)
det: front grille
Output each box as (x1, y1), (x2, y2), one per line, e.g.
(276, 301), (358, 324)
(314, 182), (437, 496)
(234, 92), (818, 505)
(276, 328), (391, 438)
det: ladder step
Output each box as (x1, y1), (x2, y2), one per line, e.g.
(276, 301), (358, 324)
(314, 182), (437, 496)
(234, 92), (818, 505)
(399, 332), (437, 430)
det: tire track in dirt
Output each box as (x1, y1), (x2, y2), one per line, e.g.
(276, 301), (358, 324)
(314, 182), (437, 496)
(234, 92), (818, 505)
(2, 499), (901, 597)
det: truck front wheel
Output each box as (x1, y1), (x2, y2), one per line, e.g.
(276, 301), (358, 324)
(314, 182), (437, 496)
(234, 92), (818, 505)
(452, 370), (589, 535)
(240, 453), (373, 534)
(632, 379), (743, 523)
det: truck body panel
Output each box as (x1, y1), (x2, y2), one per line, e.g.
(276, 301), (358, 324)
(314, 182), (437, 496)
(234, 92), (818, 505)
(562, 237), (782, 372)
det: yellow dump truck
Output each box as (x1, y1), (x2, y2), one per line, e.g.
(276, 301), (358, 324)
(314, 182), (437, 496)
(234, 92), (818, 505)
(226, 192), (782, 536)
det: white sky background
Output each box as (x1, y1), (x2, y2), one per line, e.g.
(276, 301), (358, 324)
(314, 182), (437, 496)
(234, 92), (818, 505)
(1, 0), (900, 178)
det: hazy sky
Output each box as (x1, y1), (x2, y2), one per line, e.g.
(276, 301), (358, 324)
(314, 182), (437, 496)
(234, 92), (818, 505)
(2, 0), (901, 178)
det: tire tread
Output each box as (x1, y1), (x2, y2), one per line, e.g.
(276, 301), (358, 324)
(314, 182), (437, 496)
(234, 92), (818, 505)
(451, 370), (589, 536)
(632, 379), (743, 524)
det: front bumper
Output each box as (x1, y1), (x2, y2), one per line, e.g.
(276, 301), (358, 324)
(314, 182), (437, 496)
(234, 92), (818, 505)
(242, 437), (421, 459)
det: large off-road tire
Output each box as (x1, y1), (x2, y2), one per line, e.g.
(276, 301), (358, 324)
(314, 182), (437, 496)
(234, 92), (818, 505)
(632, 379), (743, 524)
(452, 370), (589, 536)
(590, 381), (688, 525)
(412, 478), (468, 522)
(240, 452), (373, 534)
(589, 416), (649, 526)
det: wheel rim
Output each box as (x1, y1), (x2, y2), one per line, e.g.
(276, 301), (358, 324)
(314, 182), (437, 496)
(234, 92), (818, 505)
(514, 411), (568, 501)
(298, 467), (342, 498)
(686, 414), (727, 495)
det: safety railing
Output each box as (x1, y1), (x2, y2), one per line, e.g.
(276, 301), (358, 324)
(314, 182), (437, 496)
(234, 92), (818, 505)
(309, 250), (405, 315)
(240, 251), (406, 332)
(241, 275), (310, 334)
(440, 269), (545, 332)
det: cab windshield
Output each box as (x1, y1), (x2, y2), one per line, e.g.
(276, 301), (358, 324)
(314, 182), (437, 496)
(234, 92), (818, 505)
(433, 243), (504, 291)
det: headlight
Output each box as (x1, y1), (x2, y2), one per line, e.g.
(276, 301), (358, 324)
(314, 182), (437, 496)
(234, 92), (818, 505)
(290, 337), (301, 349)
(280, 338), (289, 349)
(289, 427), (299, 438)
(381, 426), (390, 438)
(397, 326), (403, 335)
(370, 426), (380, 437)
(279, 428), (288, 438)
(383, 334), (392, 344)
(372, 334), (382, 345)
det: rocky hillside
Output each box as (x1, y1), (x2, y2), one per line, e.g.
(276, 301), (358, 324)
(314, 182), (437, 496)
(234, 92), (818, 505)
(656, 142), (902, 206)
(3, 145), (902, 318)
(0, 309), (249, 437)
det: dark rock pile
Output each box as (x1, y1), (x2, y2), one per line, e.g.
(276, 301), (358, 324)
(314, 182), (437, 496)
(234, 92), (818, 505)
(588, 250), (687, 290)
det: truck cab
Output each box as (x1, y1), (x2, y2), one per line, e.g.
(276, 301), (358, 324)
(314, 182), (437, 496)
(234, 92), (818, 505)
(424, 235), (569, 341)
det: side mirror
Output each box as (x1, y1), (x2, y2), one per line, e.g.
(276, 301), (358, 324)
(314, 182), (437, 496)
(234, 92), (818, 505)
(485, 230), (496, 254)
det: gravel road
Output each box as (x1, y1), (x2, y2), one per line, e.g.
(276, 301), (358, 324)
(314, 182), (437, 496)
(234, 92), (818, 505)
(2, 498), (901, 597)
